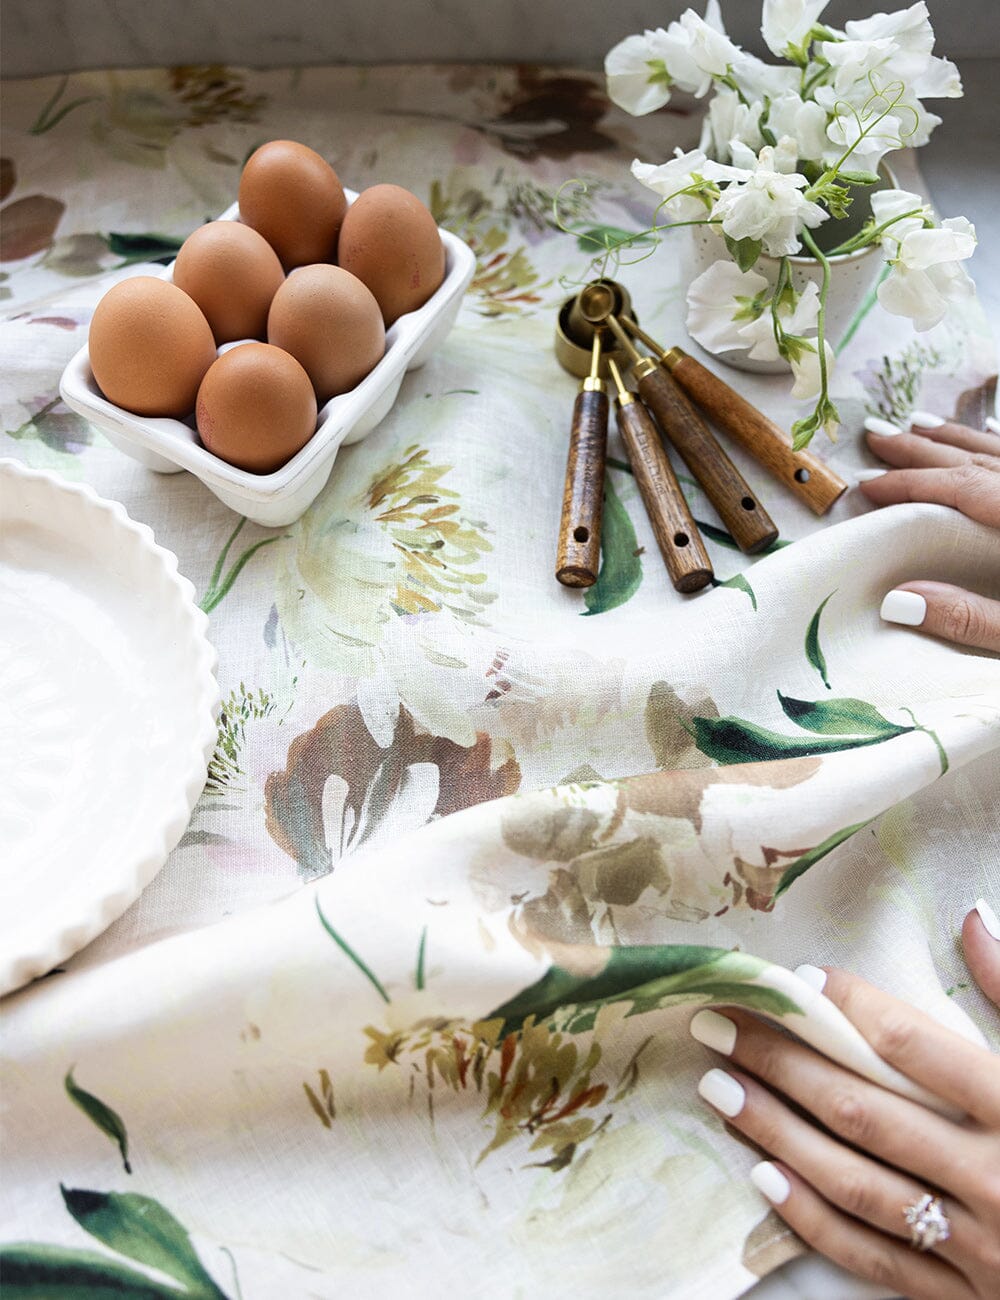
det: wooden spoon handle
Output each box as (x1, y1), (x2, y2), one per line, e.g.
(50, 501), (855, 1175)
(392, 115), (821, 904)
(636, 366), (778, 554)
(615, 398), (713, 593)
(664, 349), (847, 515)
(556, 387), (608, 587)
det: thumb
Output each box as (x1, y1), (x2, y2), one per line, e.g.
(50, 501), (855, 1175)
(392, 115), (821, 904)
(961, 901), (1000, 1009)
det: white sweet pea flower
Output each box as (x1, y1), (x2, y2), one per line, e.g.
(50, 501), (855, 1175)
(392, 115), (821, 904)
(766, 92), (831, 164)
(843, 2), (934, 61)
(762, 0), (830, 58)
(870, 187), (930, 252)
(705, 138), (828, 257)
(911, 55), (963, 99)
(820, 36), (904, 96)
(895, 215), (976, 268)
(730, 51), (799, 101)
(789, 339), (836, 399)
(605, 28), (673, 115)
(631, 147), (717, 221)
(659, 0), (743, 98)
(877, 215), (977, 331)
(817, 1), (959, 133)
(817, 83), (941, 170)
(737, 280), (822, 360)
(685, 260), (771, 354)
(698, 87), (764, 163)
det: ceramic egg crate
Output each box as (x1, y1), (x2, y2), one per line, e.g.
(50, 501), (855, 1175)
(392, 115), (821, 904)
(61, 178), (475, 528)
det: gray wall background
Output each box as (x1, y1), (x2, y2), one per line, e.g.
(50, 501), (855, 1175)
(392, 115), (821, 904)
(3, 0), (998, 78)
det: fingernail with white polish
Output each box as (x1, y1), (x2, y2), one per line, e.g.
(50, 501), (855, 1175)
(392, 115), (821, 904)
(698, 1067), (746, 1117)
(690, 1009), (737, 1056)
(975, 898), (1000, 942)
(864, 416), (903, 437)
(880, 589), (927, 627)
(856, 468), (888, 483)
(986, 416), (1000, 436)
(909, 410), (945, 429)
(751, 1161), (791, 1205)
(793, 963), (828, 992)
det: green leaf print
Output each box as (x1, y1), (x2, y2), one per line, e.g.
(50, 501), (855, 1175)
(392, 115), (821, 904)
(0, 1243), (182, 1298)
(805, 591), (835, 690)
(715, 572), (757, 610)
(693, 518), (791, 555)
(8, 395), (92, 456)
(777, 693), (912, 738)
(488, 946), (801, 1037)
(28, 76), (102, 135)
(104, 232), (186, 267)
(64, 1069), (131, 1175)
(774, 819), (876, 898)
(690, 715), (908, 765)
(582, 474), (642, 615)
(199, 517), (284, 615)
(315, 896), (390, 1004)
(60, 1186), (227, 1298)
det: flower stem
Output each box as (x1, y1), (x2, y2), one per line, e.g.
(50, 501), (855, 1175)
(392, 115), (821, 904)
(769, 257), (790, 354)
(801, 229), (831, 388)
(824, 208), (926, 257)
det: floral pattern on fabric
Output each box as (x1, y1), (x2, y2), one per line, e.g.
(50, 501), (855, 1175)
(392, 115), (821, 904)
(1, 61), (998, 1300)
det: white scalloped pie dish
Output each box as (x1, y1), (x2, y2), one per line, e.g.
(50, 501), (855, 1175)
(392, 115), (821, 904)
(0, 459), (219, 995)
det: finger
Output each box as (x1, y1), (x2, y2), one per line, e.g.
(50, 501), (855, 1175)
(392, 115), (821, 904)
(858, 463), (1000, 529)
(691, 1039), (982, 1265)
(690, 1010), (982, 1198)
(907, 411), (1000, 457)
(813, 967), (1000, 1128)
(746, 1160), (973, 1300)
(863, 423), (981, 470)
(879, 581), (1000, 653)
(961, 901), (1000, 1009)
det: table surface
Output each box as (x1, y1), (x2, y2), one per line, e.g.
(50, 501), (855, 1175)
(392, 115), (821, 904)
(2, 60), (998, 1300)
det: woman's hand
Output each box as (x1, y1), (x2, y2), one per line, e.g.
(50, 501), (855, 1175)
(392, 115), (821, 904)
(858, 412), (1000, 653)
(690, 902), (1000, 1299)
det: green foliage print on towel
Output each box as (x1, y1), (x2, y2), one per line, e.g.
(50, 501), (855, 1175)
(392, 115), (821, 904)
(276, 445), (495, 675)
(805, 591), (835, 690)
(1, 1187), (231, 1298)
(429, 176), (550, 317)
(1, 1071), (233, 1297)
(64, 1069), (131, 1174)
(488, 947), (801, 1038)
(313, 904), (799, 1172)
(6, 394), (92, 456)
(205, 682), (279, 795)
(200, 517), (285, 615)
(691, 691), (947, 772)
(583, 473), (642, 615)
(29, 67), (266, 168)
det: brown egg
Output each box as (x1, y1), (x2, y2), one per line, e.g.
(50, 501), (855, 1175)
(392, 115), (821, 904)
(267, 265), (385, 404)
(89, 276), (217, 418)
(196, 342), (317, 474)
(172, 220), (285, 343)
(238, 141), (347, 270)
(337, 184), (446, 325)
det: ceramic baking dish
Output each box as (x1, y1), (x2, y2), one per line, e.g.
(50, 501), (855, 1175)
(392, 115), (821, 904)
(60, 193), (476, 527)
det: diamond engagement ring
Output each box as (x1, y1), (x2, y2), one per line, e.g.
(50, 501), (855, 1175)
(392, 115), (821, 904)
(903, 1194), (951, 1251)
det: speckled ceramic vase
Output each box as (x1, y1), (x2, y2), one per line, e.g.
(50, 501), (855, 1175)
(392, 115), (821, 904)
(685, 166), (896, 375)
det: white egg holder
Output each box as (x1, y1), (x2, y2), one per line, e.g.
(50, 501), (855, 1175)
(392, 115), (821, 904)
(60, 193), (476, 527)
